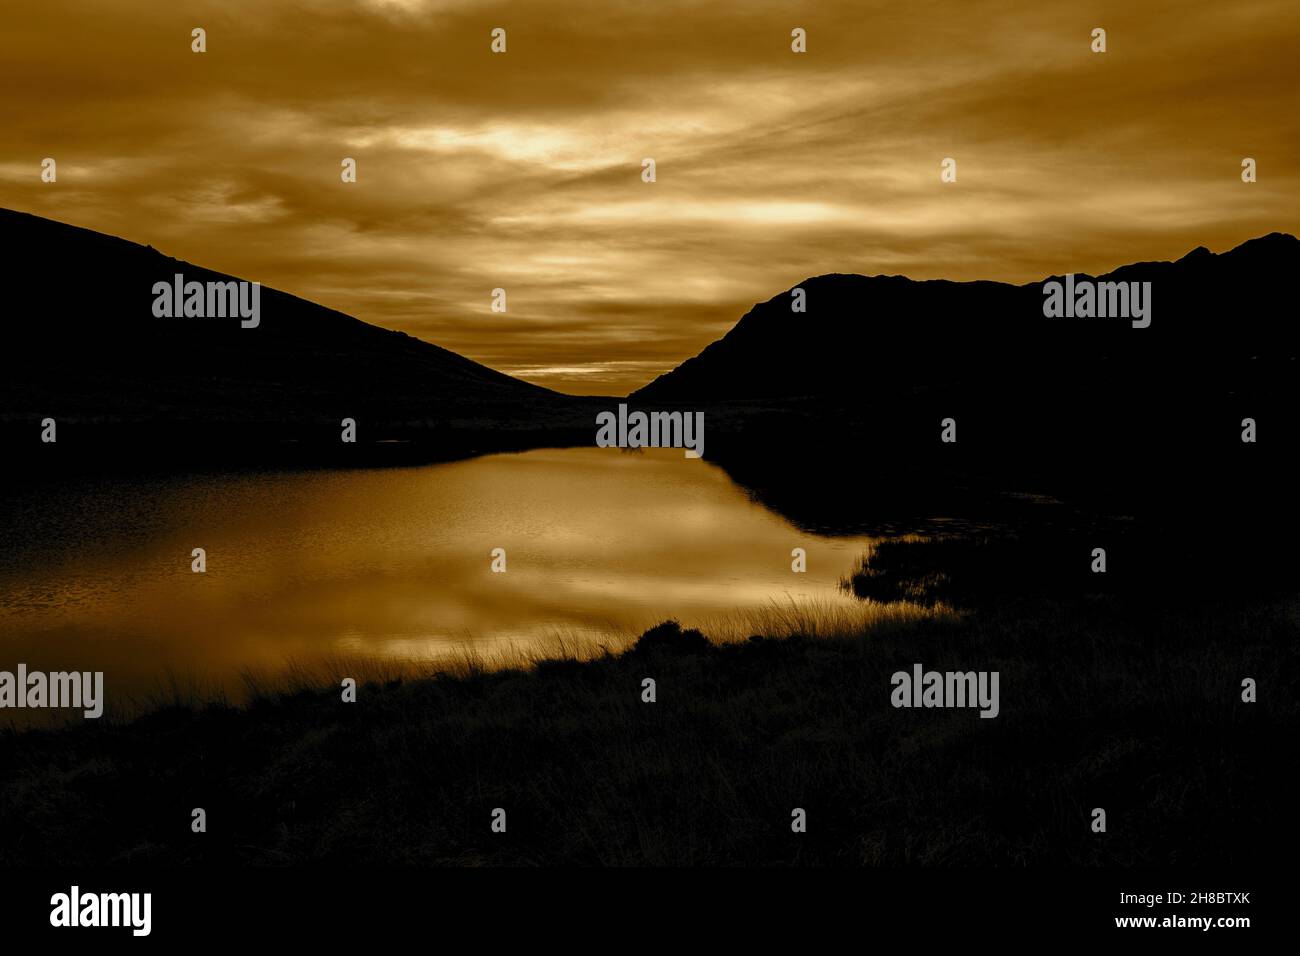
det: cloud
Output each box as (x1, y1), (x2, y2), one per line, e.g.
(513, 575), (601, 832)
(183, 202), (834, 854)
(1, 0), (1296, 394)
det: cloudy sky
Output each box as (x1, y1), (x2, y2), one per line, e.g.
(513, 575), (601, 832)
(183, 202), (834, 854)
(2, 0), (1296, 394)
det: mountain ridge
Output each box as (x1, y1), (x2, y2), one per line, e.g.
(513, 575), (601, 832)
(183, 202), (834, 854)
(4, 206), (1295, 477)
(631, 232), (1298, 403)
(0, 206), (602, 467)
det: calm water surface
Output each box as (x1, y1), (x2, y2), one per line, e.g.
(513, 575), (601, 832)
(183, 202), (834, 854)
(0, 448), (874, 704)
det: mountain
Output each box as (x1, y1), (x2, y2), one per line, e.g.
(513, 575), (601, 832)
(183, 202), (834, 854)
(632, 233), (1299, 404)
(627, 233), (1300, 526)
(0, 208), (600, 466)
(5, 207), (1294, 492)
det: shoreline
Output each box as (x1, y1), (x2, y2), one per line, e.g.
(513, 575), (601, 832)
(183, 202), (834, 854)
(1, 594), (1290, 867)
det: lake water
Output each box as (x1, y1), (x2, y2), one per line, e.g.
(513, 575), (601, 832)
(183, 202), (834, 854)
(0, 448), (876, 712)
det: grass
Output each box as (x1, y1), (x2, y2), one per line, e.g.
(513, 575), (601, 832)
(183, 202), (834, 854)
(0, 589), (1290, 867)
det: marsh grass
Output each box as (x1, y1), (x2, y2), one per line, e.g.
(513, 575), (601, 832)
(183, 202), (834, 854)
(0, 591), (1290, 868)
(0, 599), (953, 732)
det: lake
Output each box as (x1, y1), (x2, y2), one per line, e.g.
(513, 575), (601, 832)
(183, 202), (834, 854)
(0, 447), (876, 715)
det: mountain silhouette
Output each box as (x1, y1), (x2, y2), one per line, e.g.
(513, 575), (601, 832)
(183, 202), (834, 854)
(625, 232), (1299, 532)
(632, 233), (1298, 404)
(0, 208), (600, 467)
(4, 207), (1295, 495)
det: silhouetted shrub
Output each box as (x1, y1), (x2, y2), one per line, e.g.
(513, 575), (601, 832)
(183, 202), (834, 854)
(631, 620), (713, 656)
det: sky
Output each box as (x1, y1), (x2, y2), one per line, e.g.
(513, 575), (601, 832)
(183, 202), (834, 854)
(1, 0), (1296, 395)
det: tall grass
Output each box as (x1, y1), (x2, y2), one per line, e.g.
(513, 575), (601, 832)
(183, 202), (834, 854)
(1, 588), (1290, 867)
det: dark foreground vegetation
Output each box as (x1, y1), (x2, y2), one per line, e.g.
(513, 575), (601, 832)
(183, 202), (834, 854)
(1, 576), (1291, 866)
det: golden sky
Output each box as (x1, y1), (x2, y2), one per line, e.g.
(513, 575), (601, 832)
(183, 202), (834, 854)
(2, 0), (1296, 395)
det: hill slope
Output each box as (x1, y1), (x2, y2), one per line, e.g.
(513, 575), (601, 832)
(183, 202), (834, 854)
(632, 234), (1299, 404)
(627, 233), (1300, 528)
(0, 208), (598, 464)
